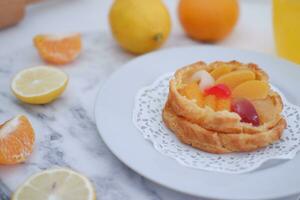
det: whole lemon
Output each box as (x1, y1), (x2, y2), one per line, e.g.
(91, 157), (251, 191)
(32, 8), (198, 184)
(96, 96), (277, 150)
(109, 0), (171, 54)
(178, 0), (239, 42)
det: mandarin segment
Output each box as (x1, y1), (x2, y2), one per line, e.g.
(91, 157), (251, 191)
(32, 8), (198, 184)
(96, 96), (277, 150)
(178, 82), (204, 106)
(216, 70), (256, 89)
(216, 98), (231, 111)
(34, 33), (82, 65)
(0, 115), (35, 165)
(210, 65), (233, 79)
(232, 80), (269, 100)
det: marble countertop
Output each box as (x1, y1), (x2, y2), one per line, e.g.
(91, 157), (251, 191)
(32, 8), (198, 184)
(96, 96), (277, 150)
(0, 32), (298, 200)
(0, 32), (202, 200)
(0, 1), (297, 200)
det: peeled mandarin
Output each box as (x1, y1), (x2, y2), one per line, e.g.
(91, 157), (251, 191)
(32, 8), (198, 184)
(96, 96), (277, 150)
(216, 70), (256, 89)
(179, 82), (204, 106)
(204, 95), (216, 110)
(34, 33), (81, 65)
(210, 65), (233, 79)
(0, 115), (35, 165)
(232, 80), (269, 100)
(216, 99), (231, 111)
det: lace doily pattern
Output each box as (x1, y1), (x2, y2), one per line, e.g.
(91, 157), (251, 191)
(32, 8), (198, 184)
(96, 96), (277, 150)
(133, 73), (300, 174)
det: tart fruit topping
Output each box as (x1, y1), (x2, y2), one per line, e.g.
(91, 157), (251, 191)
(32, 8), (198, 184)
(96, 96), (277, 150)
(216, 70), (256, 89)
(204, 84), (231, 99)
(231, 98), (260, 126)
(210, 65), (233, 79)
(232, 80), (269, 100)
(204, 95), (216, 110)
(191, 70), (215, 91)
(217, 99), (231, 111)
(179, 82), (204, 107)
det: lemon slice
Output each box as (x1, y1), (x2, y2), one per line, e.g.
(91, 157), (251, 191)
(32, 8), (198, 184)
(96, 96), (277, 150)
(12, 168), (96, 200)
(11, 66), (68, 104)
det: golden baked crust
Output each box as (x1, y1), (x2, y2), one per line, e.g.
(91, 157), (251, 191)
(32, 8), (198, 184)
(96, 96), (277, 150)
(163, 61), (287, 153)
(163, 104), (286, 154)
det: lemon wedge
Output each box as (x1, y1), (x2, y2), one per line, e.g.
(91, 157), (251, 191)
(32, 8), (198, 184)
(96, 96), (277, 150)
(11, 66), (68, 104)
(12, 168), (96, 200)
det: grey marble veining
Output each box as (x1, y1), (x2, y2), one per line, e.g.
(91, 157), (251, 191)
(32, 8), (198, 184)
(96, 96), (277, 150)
(0, 32), (204, 200)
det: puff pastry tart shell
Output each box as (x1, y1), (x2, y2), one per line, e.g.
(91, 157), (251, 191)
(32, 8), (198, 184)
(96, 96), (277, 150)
(163, 61), (286, 153)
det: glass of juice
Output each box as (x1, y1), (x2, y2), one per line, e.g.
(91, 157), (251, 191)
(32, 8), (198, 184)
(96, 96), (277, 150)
(273, 0), (300, 64)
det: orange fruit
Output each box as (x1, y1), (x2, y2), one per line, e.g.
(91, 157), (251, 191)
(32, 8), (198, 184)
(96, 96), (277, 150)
(178, 0), (239, 42)
(0, 115), (35, 165)
(34, 33), (82, 65)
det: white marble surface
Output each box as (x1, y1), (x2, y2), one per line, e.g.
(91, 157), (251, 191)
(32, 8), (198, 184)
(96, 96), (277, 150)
(0, 32), (194, 200)
(0, 0), (298, 200)
(0, 32), (298, 200)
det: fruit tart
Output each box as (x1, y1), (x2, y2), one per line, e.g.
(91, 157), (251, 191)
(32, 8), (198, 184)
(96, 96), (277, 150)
(163, 61), (286, 153)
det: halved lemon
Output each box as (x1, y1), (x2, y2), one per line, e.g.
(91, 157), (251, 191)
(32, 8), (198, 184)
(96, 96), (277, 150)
(11, 66), (68, 104)
(12, 168), (96, 200)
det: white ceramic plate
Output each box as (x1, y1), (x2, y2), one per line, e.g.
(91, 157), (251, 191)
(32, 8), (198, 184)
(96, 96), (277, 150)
(94, 46), (300, 200)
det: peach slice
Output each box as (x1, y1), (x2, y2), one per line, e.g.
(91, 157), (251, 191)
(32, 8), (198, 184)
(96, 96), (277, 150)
(216, 70), (256, 89)
(216, 99), (231, 111)
(210, 65), (233, 79)
(232, 80), (269, 100)
(204, 95), (216, 110)
(179, 82), (204, 107)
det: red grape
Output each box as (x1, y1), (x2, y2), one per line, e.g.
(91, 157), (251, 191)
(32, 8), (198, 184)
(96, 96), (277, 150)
(231, 98), (260, 126)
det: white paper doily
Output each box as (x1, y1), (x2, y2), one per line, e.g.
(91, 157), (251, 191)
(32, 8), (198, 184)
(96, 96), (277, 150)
(133, 73), (300, 174)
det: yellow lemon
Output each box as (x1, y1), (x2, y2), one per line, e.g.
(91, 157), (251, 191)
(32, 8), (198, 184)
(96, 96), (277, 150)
(12, 168), (96, 200)
(11, 66), (68, 104)
(109, 0), (171, 54)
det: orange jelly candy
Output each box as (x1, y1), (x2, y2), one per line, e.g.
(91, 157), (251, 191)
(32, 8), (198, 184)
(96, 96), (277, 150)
(179, 82), (204, 107)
